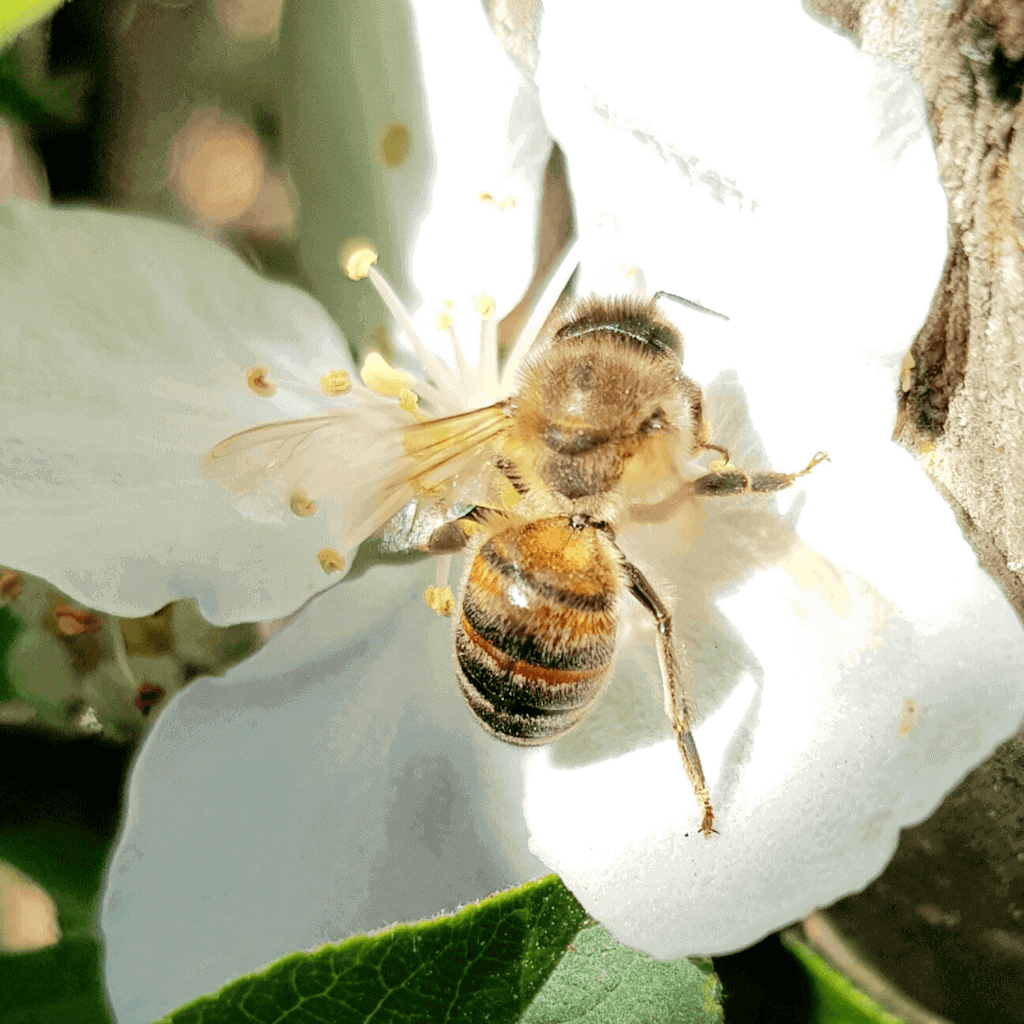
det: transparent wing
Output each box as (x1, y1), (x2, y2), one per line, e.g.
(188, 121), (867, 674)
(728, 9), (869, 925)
(202, 393), (514, 555)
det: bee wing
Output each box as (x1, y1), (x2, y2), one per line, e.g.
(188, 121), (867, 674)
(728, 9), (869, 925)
(202, 396), (514, 555)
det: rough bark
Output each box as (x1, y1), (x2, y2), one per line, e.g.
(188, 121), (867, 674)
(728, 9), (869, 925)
(807, 0), (1024, 622)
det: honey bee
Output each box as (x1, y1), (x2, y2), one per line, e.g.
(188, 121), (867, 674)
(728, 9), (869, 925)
(204, 289), (825, 838)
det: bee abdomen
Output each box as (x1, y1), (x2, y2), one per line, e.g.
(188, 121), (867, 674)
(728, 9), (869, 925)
(454, 519), (619, 744)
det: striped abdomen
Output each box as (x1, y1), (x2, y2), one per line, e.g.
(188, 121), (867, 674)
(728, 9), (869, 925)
(454, 517), (619, 744)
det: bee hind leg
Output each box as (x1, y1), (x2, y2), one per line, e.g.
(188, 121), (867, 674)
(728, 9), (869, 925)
(621, 559), (716, 839)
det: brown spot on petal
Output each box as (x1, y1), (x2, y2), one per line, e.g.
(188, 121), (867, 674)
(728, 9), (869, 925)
(134, 681), (165, 716)
(52, 606), (103, 636)
(0, 570), (23, 602)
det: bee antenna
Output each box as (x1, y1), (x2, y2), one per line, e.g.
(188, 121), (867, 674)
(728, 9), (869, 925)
(653, 291), (730, 322)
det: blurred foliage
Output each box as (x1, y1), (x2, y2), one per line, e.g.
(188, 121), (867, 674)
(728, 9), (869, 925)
(0, 0), (68, 51)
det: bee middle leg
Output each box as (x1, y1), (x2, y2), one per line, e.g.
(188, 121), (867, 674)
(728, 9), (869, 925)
(621, 559), (715, 838)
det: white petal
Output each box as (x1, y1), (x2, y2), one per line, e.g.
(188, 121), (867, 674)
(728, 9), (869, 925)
(406, 0), (550, 323)
(524, 0), (1024, 955)
(100, 559), (546, 1024)
(0, 201), (360, 624)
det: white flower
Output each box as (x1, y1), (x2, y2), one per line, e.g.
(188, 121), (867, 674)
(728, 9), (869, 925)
(2, 3), (1023, 1024)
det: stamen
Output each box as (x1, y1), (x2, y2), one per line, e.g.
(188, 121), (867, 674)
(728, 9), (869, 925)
(366, 265), (454, 395)
(435, 554), (452, 589)
(339, 238), (378, 280)
(438, 301), (469, 377)
(424, 585), (455, 617)
(474, 293), (496, 320)
(363, 322), (393, 359)
(500, 237), (581, 392)
(247, 365), (277, 397)
(52, 605), (103, 636)
(360, 351), (416, 398)
(288, 489), (317, 517)
(317, 548), (346, 573)
(478, 302), (498, 393)
(319, 370), (352, 396)
(477, 191), (495, 204)
(497, 196), (516, 211)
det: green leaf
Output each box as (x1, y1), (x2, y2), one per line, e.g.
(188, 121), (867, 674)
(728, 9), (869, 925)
(155, 874), (590, 1024)
(0, 933), (111, 1024)
(0, 0), (68, 51)
(784, 936), (907, 1024)
(522, 925), (723, 1024)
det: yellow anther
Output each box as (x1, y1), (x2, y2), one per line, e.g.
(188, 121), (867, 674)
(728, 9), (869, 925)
(497, 196), (516, 211)
(477, 191), (495, 204)
(437, 299), (456, 331)
(474, 293), (496, 320)
(708, 460), (731, 473)
(317, 548), (346, 573)
(424, 585), (455, 617)
(339, 238), (378, 280)
(247, 365), (277, 397)
(319, 370), (351, 396)
(398, 387), (420, 415)
(377, 120), (411, 168)
(360, 351), (416, 398)
(288, 488), (317, 517)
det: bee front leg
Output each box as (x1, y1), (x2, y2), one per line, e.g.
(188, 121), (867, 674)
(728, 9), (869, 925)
(691, 451), (828, 498)
(628, 451), (828, 525)
(621, 559), (716, 838)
